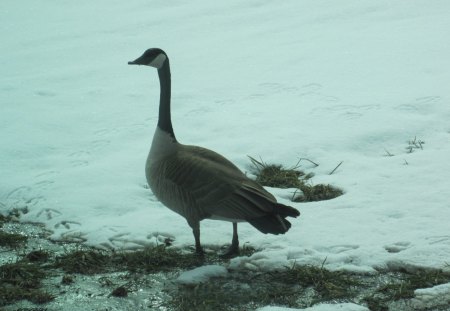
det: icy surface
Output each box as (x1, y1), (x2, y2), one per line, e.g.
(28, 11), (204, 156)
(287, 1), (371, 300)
(1, 0), (450, 278)
(257, 302), (369, 311)
(176, 265), (228, 285)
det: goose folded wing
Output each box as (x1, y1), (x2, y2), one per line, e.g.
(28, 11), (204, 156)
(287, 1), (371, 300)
(164, 149), (279, 221)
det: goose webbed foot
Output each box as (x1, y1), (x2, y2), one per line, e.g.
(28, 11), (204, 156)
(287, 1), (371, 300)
(219, 241), (239, 258)
(219, 222), (239, 259)
(195, 245), (206, 256)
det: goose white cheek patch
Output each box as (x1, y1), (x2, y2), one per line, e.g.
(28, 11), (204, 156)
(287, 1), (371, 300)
(149, 54), (167, 68)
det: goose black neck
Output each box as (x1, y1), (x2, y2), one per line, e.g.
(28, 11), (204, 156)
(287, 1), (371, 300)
(157, 59), (176, 139)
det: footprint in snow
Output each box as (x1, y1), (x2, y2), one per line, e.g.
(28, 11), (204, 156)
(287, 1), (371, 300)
(34, 180), (55, 189)
(37, 208), (62, 220)
(328, 244), (359, 254)
(384, 241), (411, 253)
(395, 96), (441, 112)
(34, 90), (56, 97)
(4, 186), (44, 211)
(90, 139), (111, 151)
(59, 230), (87, 243)
(54, 220), (81, 230)
(425, 235), (450, 245)
(109, 233), (156, 248)
(34, 170), (59, 179)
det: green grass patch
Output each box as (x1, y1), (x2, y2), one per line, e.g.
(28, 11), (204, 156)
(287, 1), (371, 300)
(166, 261), (361, 311)
(53, 245), (256, 276)
(167, 277), (297, 311)
(249, 156), (343, 202)
(363, 269), (450, 311)
(274, 262), (360, 302)
(0, 261), (54, 306)
(295, 184), (344, 202)
(55, 249), (112, 274)
(113, 245), (204, 273)
(25, 250), (51, 263)
(0, 231), (28, 248)
(249, 156), (312, 188)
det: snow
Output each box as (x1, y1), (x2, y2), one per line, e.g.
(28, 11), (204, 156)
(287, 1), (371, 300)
(257, 302), (368, 311)
(176, 265), (228, 285)
(1, 0), (450, 283)
(413, 282), (450, 308)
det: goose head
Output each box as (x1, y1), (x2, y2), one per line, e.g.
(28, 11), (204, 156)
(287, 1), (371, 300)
(128, 48), (168, 69)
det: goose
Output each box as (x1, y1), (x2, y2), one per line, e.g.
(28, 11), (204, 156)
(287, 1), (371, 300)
(128, 48), (300, 257)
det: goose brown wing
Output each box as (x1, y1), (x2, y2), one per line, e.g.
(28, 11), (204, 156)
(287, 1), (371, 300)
(155, 145), (279, 221)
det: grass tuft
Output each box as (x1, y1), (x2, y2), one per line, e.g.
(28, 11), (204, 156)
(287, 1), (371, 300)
(274, 261), (360, 301)
(167, 261), (361, 311)
(249, 156), (343, 202)
(111, 285), (128, 297)
(114, 245), (204, 273)
(25, 250), (50, 262)
(249, 156), (312, 189)
(295, 184), (344, 202)
(0, 260), (53, 306)
(0, 261), (46, 289)
(363, 269), (450, 310)
(53, 243), (256, 276)
(406, 136), (425, 153)
(0, 231), (28, 248)
(55, 249), (111, 274)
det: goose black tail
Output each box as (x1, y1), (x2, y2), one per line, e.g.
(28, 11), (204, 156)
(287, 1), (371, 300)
(247, 203), (300, 235)
(275, 203), (300, 218)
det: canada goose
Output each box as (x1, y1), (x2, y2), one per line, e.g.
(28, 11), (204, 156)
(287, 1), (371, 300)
(128, 48), (300, 257)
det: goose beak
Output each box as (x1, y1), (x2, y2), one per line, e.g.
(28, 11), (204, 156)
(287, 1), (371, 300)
(128, 60), (138, 65)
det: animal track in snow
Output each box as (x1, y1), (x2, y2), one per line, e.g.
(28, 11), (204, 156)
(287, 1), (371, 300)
(247, 82), (322, 100)
(59, 231), (87, 243)
(68, 150), (90, 167)
(298, 83), (322, 95)
(108, 233), (153, 248)
(37, 208), (62, 220)
(90, 139), (111, 151)
(34, 180), (55, 189)
(328, 244), (359, 254)
(70, 160), (89, 167)
(184, 107), (211, 116)
(395, 96), (441, 112)
(94, 128), (116, 136)
(34, 90), (56, 97)
(54, 220), (81, 230)
(214, 99), (235, 106)
(384, 241), (411, 253)
(415, 95), (441, 104)
(425, 235), (450, 245)
(312, 103), (378, 120)
(34, 170), (59, 179)
(93, 123), (146, 137)
(5, 186), (32, 200)
(259, 82), (322, 95)
(148, 231), (176, 245)
(4, 186), (43, 210)
(69, 150), (91, 158)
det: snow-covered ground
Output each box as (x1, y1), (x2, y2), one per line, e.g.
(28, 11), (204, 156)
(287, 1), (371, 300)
(1, 0), (450, 279)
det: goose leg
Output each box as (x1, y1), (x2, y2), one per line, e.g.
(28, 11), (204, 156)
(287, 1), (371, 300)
(220, 222), (239, 258)
(191, 223), (204, 255)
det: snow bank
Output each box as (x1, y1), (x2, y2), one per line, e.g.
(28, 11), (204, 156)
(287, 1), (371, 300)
(176, 265), (228, 285)
(257, 302), (369, 311)
(412, 282), (450, 309)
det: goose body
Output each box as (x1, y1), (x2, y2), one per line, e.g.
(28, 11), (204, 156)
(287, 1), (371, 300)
(129, 48), (300, 256)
